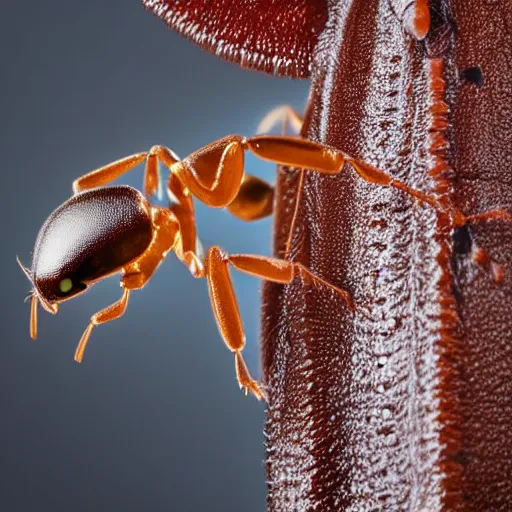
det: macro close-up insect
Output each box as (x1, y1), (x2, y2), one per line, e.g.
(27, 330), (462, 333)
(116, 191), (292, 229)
(5, 0), (512, 511)
(18, 134), (364, 400)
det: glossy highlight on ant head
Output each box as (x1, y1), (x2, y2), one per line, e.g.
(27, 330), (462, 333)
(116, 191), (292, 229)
(18, 186), (153, 335)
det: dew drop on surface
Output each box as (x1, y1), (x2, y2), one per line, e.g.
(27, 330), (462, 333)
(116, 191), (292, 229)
(377, 355), (388, 367)
(386, 433), (397, 446)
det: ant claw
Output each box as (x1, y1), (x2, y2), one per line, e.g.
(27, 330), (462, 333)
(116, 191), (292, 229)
(243, 381), (268, 402)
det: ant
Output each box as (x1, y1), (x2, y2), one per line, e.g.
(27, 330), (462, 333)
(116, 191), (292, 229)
(18, 108), (510, 400)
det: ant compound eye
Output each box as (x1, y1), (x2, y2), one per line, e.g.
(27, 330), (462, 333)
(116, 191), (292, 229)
(59, 278), (73, 294)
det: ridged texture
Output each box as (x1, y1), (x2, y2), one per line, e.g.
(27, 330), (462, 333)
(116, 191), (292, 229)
(260, 0), (512, 510)
(142, 0), (512, 508)
(141, 0), (328, 78)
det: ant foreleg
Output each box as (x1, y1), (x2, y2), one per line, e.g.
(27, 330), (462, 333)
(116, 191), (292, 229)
(72, 146), (179, 198)
(74, 289), (130, 363)
(74, 206), (179, 362)
(73, 153), (147, 194)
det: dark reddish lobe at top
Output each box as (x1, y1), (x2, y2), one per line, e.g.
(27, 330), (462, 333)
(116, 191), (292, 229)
(141, 0), (328, 78)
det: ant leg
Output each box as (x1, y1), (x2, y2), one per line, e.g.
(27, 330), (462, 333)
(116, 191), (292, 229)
(169, 135), (347, 212)
(143, 145), (180, 198)
(173, 135), (407, 208)
(166, 173), (205, 277)
(170, 135), (247, 208)
(74, 207), (179, 362)
(245, 136), (439, 208)
(257, 105), (304, 135)
(225, 252), (353, 309)
(463, 210), (512, 283)
(121, 206), (180, 289)
(246, 136), (512, 227)
(243, 136), (443, 210)
(74, 289), (130, 363)
(203, 246), (353, 400)
(73, 153), (147, 193)
(72, 146), (179, 198)
(466, 210), (512, 224)
(239, 106), (303, 222)
(169, 135), (424, 229)
(204, 246), (265, 400)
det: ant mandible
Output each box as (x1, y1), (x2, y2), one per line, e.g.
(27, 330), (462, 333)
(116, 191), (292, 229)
(18, 107), (510, 400)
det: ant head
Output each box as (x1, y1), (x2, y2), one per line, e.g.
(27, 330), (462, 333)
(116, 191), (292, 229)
(20, 185), (154, 337)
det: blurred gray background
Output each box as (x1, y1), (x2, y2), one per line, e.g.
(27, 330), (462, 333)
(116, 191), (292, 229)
(0, 2), (308, 511)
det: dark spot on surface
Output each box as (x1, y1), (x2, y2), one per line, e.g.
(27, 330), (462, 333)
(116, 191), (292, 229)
(450, 450), (471, 466)
(452, 225), (473, 254)
(460, 66), (484, 87)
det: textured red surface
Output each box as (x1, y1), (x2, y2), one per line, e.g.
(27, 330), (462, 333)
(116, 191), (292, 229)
(261, 1), (512, 510)
(141, 0), (328, 78)
(144, 0), (512, 509)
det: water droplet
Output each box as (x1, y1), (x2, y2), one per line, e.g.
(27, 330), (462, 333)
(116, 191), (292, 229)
(382, 408), (392, 420)
(377, 356), (388, 367)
